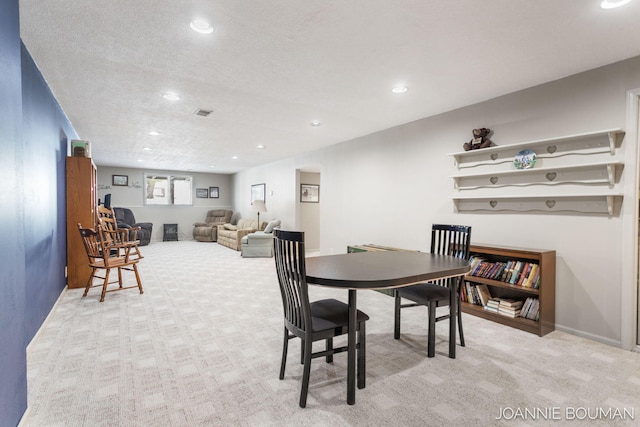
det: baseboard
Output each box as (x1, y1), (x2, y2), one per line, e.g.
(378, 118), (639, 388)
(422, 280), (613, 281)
(17, 406), (31, 427)
(27, 286), (67, 353)
(555, 324), (622, 349)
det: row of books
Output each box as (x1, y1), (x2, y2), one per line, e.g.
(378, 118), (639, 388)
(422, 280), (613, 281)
(468, 256), (540, 288)
(460, 282), (540, 321)
(484, 298), (522, 318)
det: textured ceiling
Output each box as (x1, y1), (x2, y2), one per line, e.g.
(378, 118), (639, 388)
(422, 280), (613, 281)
(19, 0), (640, 174)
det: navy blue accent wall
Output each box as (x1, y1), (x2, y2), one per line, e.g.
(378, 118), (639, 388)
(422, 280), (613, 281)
(0, 0), (27, 424)
(0, 0), (78, 424)
(21, 44), (77, 340)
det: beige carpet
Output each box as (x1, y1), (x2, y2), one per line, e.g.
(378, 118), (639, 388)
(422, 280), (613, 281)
(24, 241), (640, 426)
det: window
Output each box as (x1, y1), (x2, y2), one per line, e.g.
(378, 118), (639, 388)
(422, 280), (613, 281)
(144, 174), (193, 205)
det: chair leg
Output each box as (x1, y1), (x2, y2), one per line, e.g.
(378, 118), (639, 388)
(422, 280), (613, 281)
(299, 338), (313, 408)
(132, 263), (144, 294)
(456, 281), (465, 347)
(279, 327), (288, 380)
(300, 340), (304, 364)
(393, 290), (401, 339)
(117, 267), (123, 288)
(100, 269), (111, 302)
(326, 338), (333, 363)
(427, 301), (436, 357)
(457, 298), (465, 347)
(357, 322), (366, 389)
(83, 269), (96, 297)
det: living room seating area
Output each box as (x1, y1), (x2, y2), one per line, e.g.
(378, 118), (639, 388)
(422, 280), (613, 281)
(217, 218), (267, 251)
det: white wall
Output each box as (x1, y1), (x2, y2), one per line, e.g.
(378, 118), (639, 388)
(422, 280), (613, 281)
(96, 166), (233, 242)
(232, 55), (640, 347)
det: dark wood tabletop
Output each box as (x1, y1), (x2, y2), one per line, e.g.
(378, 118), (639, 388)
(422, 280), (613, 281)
(305, 251), (470, 289)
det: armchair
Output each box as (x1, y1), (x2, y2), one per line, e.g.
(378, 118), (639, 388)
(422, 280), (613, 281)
(241, 219), (280, 257)
(113, 207), (153, 246)
(193, 209), (233, 242)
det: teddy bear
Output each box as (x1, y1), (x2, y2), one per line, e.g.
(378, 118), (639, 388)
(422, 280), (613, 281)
(463, 128), (493, 151)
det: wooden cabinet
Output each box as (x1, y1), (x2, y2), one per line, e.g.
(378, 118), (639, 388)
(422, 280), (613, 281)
(66, 156), (97, 289)
(461, 244), (555, 336)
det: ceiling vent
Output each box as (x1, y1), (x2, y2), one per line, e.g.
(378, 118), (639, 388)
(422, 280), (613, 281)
(193, 108), (213, 117)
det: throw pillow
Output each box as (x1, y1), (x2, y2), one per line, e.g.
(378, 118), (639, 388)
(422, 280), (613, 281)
(264, 219), (281, 233)
(223, 224), (238, 231)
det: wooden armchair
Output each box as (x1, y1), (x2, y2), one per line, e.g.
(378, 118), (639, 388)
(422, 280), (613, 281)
(78, 223), (144, 302)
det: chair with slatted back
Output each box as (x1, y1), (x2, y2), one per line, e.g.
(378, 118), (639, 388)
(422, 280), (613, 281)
(78, 223), (144, 302)
(273, 229), (369, 408)
(394, 224), (472, 357)
(97, 205), (143, 260)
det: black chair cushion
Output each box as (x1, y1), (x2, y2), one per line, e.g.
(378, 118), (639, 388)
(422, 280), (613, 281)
(310, 298), (370, 333)
(397, 283), (450, 305)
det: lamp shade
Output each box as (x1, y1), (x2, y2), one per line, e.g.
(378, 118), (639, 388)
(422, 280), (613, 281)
(253, 199), (267, 213)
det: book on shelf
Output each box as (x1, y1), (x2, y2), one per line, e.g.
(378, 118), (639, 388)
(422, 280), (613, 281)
(497, 298), (523, 308)
(488, 298), (524, 318)
(476, 284), (492, 306)
(520, 297), (540, 320)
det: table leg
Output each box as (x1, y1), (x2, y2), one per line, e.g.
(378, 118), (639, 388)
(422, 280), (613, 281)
(347, 289), (356, 405)
(448, 277), (457, 359)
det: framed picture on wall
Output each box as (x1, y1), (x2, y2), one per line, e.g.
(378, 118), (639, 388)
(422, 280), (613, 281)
(300, 184), (319, 203)
(112, 174), (128, 186)
(209, 186), (219, 198)
(251, 183), (266, 205)
(196, 188), (209, 198)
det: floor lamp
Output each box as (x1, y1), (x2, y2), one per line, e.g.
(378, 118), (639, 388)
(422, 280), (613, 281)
(253, 199), (267, 227)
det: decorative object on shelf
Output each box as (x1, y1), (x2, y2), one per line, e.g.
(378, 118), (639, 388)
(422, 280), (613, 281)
(251, 183), (266, 205)
(71, 139), (91, 157)
(209, 186), (219, 198)
(196, 188), (208, 198)
(513, 149), (537, 169)
(462, 128), (493, 151)
(300, 184), (319, 203)
(112, 174), (128, 186)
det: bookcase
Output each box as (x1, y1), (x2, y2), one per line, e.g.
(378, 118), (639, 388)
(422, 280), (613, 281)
(66, 156), (97, 289)
(461, 244), (555, 336)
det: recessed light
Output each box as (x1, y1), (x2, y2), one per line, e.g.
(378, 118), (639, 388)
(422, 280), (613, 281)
(232, 156), (238, 160)
(256, 144), (265, 149)
(209, 165), (216, 168)
(147, 131), (160, 136)
(190, 19), (214, 34)
(163, 93), (180, 101)
(137, 159), (144, 162)
(601, 0), (633, 8)
(392, 85), (408, 94)
(143, 147), (152, 151)
(310, 121), (322, 127)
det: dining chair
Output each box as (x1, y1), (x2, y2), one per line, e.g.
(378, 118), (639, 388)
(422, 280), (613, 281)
(273, 229), (369, 408)
(78, 223), (144, 302)
(393, 224), (472, 357)
(97, 205), (143, 260)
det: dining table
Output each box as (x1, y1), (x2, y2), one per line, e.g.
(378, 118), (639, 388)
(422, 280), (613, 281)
(305, 250), (470, 405)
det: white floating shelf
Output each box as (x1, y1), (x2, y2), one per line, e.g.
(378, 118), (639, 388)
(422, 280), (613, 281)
(449, 129), (624, 170)
(450, 162), (623, 190)
(452, 194), (623, 216)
